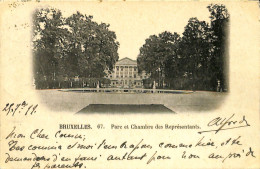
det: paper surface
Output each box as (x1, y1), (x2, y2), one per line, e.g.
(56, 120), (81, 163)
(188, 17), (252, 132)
(0, 1), (259, 169)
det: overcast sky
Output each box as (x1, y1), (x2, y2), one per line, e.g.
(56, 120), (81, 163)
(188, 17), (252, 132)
(58, 2), (211, 60)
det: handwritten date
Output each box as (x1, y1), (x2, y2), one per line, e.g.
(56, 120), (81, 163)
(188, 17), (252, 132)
(2, 101), (38, 116)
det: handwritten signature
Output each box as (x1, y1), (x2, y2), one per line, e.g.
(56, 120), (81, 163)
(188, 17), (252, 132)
(198, 114), (250, 134)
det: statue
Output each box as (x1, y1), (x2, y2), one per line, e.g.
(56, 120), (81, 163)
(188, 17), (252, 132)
(153, 80), (156, 93)
(96, 81), (99, 92)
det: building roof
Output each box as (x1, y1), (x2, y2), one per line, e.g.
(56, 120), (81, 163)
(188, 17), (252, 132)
(116, 57), (137, 65)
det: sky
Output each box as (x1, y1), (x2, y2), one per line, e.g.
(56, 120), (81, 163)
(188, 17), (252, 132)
(54, 2), (211, 60)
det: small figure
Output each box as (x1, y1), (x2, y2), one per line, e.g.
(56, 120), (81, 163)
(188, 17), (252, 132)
(153, 80), (156, 93)
(97, 81), (100, 92)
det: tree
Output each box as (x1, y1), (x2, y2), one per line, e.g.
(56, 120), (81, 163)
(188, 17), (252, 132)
(137, 31), (180, 87)
(33, 9), (119, 89)
(162, 33), (182, 88)
(65, 12), (119, 79)
(33, 8), (69, 88)
(137, 4), (229, 91)
(207, 4), (230, 91)
(180, 17), (213, 90)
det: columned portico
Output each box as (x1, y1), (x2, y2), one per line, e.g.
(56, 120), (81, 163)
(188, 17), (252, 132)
(105, 57), (148, 88)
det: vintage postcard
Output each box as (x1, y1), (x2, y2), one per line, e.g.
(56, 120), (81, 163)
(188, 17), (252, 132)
(0, 0), (259, 168)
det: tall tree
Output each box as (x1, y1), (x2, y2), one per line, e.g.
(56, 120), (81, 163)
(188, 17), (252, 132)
(162, 32), (181, 88)
(33, 8), (68, 88)
(207, 4), (229, 91)
(137, 4), (229, 91)
(33, 9), (119, 89)
(65, 11), (119, 78)
(180, 17), (213, 90)
(137, 31), (180, 87)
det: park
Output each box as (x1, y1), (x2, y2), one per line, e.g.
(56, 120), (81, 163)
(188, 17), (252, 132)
(32, 4), (229, 113)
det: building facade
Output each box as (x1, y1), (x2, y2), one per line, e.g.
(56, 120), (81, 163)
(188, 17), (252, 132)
(105, 57), (148, 88)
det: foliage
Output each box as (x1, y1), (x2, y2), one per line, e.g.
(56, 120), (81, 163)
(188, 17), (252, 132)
(207, 4), (230, 91)
(33, 8), (119, 89)
(138, 31), (181, 87)
(137, 4), (229, 91)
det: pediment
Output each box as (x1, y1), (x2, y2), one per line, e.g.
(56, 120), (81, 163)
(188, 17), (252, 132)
(116, 57), (136, 65)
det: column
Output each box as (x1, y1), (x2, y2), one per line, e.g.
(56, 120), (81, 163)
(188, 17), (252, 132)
(119, 66), (120, 78)
(132, 66), (134, 77)
(114, 66), (116, 78)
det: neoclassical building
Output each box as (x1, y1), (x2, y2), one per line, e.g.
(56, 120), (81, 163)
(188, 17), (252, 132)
(105, 57), (148, 88)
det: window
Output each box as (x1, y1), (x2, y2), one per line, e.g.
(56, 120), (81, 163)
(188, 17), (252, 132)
(134, 74), (136, 78)
(116, 66), (119, 71)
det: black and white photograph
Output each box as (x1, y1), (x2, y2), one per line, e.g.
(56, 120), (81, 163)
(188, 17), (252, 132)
(0, 1), (259, 169)
(32, 3), (230, 113)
